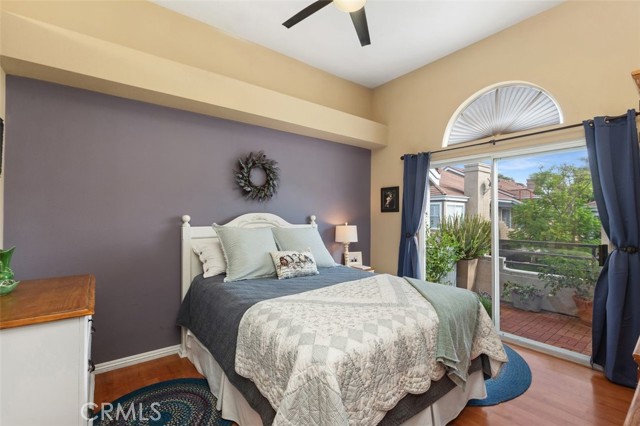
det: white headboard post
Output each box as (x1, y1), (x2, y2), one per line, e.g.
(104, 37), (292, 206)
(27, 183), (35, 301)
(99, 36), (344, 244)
(179, 213), (318, 357)
(180, 215), (193, 300)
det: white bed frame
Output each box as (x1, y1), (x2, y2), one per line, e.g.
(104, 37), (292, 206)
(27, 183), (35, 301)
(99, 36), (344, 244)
(179, 212), (487, 426)
(180, 212), (317, 355)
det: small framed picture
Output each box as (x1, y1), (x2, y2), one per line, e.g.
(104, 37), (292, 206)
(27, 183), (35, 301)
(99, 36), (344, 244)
(381, 186), (399, 212)
(346, 251), (363, 266)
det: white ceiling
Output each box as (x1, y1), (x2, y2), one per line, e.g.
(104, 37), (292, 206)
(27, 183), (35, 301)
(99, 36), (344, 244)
(152, 0), (562, 88)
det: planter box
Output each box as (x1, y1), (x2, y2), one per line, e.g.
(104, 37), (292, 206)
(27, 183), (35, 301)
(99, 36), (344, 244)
(456, 258), (479, 290)
(573, 295), (593, 325)
(511, 291), (543, 312)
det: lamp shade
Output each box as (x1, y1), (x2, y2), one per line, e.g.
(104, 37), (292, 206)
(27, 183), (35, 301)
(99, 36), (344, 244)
(335, 223), (358, 243)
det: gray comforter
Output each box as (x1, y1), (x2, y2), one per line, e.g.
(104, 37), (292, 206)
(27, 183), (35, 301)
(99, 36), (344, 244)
(176, 267), (490, 426)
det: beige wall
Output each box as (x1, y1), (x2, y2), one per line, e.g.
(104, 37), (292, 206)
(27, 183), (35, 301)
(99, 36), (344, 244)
(0, 4), (386, 150)
(2, 0), (372, 119)
(371, 1), (640, 274)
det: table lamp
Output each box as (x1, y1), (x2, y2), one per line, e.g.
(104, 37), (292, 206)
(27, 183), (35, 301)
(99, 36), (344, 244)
(335, 223), (358, 264)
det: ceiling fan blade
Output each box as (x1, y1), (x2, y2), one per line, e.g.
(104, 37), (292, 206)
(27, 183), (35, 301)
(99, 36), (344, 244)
(349, 7), (370, 46)
(283, 0), (332, 29)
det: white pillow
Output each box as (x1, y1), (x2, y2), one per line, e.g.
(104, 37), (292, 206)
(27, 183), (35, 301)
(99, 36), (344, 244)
(192, 241), (226, 278)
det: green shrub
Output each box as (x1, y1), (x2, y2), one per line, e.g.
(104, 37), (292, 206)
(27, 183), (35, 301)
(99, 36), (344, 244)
(440, 214), (491, 260)
(426, 229), (460, 284)
(477, 291), (492, 318)
(502, 280), (544, 301)
(538, 257), (600, 299)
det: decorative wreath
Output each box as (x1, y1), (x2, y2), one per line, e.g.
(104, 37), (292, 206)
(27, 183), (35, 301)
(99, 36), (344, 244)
(234, 151), (280, 202)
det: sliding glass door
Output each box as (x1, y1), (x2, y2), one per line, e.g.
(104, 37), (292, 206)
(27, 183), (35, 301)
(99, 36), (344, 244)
(495, 147), (602, 360)
(426, 142), (602, 361)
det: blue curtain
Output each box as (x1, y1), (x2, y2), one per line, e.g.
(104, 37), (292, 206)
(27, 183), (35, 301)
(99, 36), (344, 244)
(584, 109), (640, 387)
(397, 152), (430, 278)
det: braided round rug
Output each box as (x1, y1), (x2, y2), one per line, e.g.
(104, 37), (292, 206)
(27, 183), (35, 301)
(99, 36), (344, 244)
(467, 344), (532, 406)
(92, 378), (233, 426)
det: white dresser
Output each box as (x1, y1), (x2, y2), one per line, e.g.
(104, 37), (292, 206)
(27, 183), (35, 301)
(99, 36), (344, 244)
(0, 275), (95, 426)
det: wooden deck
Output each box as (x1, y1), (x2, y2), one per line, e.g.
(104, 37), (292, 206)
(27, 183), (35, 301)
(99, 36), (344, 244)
(501, 303), (592, 356)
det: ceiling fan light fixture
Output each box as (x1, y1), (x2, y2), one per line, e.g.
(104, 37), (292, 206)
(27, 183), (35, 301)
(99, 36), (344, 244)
(333, 0), (366, 13)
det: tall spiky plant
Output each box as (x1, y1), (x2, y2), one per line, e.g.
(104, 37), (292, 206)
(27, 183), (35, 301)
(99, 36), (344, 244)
(440, 214), (491, 260)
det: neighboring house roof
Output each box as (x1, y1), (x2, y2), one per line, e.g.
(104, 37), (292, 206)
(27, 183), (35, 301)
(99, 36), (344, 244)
(430, 167), (533, 203)
(430, 167), (465, 197)
(498, 179), (535, 200)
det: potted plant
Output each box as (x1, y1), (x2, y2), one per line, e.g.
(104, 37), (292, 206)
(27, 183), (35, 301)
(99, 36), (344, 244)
(425, 228), (460, 285)
(440, 215), (491, 290)
(502, 280), (544, 312)
(538, 257), (600, 324)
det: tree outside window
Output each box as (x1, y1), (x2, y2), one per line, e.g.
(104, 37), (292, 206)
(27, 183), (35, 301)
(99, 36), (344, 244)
(509, 163), (600, 244)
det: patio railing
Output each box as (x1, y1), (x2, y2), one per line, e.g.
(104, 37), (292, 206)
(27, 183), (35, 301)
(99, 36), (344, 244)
(498, 239), (608, 273)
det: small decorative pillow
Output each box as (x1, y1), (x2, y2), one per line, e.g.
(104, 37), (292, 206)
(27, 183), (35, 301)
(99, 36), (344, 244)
(192, 241), (226, 278)
(270, 250), (319, 280)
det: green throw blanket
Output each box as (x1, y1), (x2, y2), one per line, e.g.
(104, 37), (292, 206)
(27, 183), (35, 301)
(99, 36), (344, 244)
(405, 277), (480, 387)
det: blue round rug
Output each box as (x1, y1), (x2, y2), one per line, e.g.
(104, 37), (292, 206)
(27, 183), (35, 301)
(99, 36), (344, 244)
(467, 344), (532, 406)
(92, 378), (232, 425)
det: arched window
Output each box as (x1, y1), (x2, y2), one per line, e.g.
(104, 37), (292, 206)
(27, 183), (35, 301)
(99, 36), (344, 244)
(443, 81), (563, 147)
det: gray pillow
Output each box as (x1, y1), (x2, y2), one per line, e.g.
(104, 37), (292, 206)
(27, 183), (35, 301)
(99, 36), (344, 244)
(271, 227), (337, 268)
(213, 225), (278, 282)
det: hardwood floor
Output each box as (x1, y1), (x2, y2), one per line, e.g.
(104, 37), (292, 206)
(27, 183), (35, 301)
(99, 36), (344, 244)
(93, 355), (203, 407)
(94, 345), (634, 426)
(453, 345), (633, 426)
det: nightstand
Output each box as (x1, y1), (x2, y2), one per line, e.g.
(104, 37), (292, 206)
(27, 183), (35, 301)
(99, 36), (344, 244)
(348, 265), (375, 273)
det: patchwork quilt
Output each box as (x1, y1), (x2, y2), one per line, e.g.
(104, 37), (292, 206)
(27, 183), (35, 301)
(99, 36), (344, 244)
(235, 273), (506, 426)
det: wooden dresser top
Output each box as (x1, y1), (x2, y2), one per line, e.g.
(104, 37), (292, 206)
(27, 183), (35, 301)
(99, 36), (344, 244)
(0, 274), (95, 329)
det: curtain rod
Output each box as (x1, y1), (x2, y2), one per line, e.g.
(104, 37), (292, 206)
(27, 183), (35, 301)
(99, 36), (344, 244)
(400, 111), (640, 160)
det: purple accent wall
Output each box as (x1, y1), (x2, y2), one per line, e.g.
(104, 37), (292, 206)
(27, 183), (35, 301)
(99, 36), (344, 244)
(5, 77), (371, 363)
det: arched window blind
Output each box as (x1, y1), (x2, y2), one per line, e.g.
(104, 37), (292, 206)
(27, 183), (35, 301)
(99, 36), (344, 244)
(444, 82), (563, 146)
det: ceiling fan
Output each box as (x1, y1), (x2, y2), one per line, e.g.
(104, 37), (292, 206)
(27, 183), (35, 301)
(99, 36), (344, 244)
(282, 0), (371, 47)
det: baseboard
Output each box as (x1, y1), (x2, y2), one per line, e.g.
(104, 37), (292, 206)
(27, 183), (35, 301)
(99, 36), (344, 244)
(95, 345), (181, 374)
